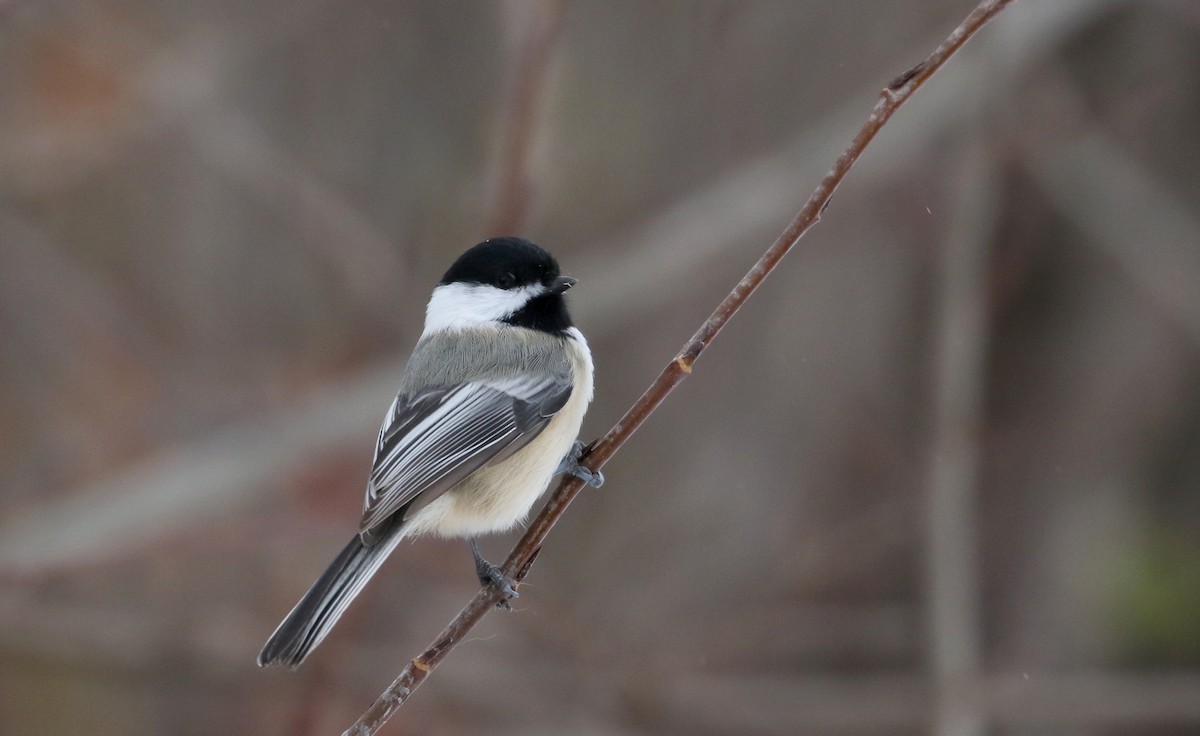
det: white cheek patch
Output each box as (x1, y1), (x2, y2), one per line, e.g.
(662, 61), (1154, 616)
(422, 282), (543, 335)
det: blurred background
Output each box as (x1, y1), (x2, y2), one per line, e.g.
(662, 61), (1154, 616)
(2, 0), (1199, 734)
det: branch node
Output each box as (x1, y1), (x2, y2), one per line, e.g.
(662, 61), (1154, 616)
(889, 60), (927, 90)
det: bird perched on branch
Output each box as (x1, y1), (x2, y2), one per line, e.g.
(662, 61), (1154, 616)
(259, 237), (601, 668)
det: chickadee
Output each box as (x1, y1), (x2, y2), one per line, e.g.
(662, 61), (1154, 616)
(258, 237), (601, 669)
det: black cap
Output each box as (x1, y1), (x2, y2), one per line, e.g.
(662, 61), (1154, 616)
(440, 237), (562, 291)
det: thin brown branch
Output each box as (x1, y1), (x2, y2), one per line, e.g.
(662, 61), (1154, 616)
(343, 1), (1016, 732)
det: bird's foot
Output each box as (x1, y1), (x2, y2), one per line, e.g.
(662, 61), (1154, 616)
(470, 538), (518, 610)
(558, 440), (604, 488)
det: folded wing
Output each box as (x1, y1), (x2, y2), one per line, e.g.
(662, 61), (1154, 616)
(358, 372), (571, 541)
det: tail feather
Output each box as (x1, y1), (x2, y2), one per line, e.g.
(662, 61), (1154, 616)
(258, 521), (406, 668)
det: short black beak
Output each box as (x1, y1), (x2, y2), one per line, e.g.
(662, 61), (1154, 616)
(548, 276), (577, 294)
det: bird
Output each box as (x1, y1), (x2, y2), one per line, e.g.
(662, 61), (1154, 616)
(258, 237), (601, 668)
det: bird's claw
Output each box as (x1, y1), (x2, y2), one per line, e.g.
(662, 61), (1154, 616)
(558, 440), (604, 488)
(471, 538), (518, 609)
(479, 562), (519, 608)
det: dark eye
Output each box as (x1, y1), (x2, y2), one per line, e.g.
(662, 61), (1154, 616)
(496, 272), (516, 289)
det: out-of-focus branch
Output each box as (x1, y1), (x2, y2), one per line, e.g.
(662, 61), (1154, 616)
(184, 108), (412, 326)
(486, 0), (567, 236)
(1023, 130), (1200, 344)
(924, 132), (999, 736)
(343, 2), (1017, 733)
(0, 359), (401, 577)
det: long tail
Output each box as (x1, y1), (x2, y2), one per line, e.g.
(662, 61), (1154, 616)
(258, 519), (406, 668)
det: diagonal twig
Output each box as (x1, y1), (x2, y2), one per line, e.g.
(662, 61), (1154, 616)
(342, 1), (1018, 733)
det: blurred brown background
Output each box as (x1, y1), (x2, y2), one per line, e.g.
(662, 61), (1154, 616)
(2, 1), (1200, 734)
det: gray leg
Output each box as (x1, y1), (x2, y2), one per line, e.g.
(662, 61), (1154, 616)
(470, 537), (518, 609)
(557, 440), (604, 488)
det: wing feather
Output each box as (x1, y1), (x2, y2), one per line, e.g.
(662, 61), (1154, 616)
(357, 372), (571, 539)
